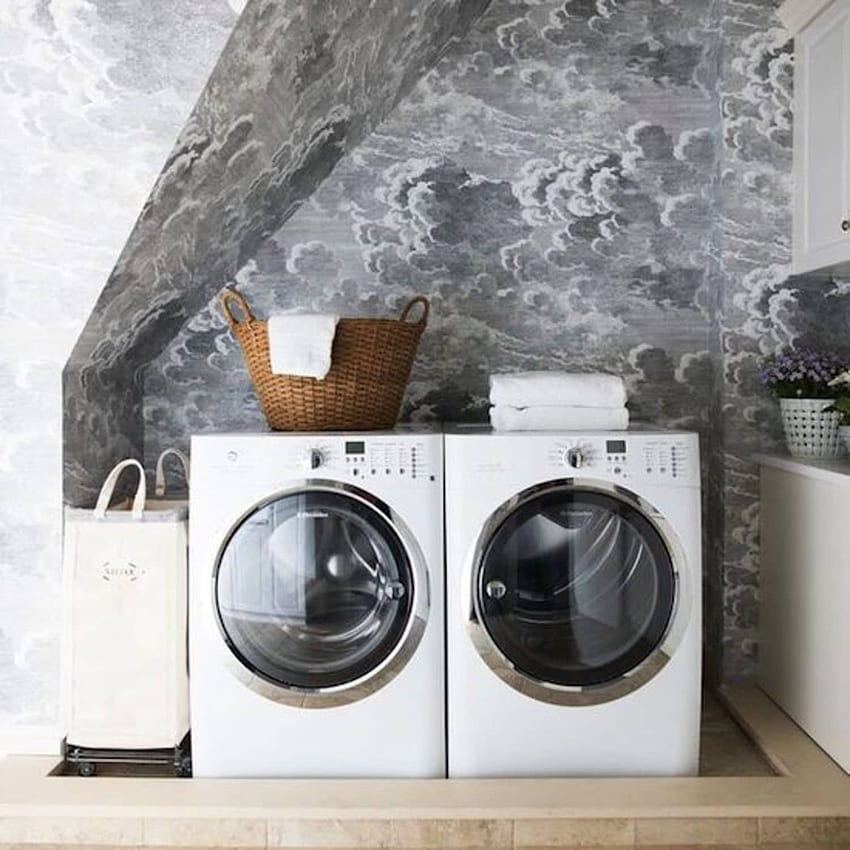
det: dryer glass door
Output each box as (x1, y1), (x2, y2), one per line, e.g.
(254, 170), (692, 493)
(475, 486), (676, 689)
(215, 489), (415, 692)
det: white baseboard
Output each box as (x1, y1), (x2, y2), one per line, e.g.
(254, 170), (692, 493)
(0, 723), (61, 757)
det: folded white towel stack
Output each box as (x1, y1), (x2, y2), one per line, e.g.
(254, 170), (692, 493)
(490, 405), (629, 432)
(489, 371), (629, 432)
(490, 371), (628, 409)
(267, 314), (339, 379)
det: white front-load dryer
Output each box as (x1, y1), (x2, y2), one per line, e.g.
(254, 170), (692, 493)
(445, 426), (701, 777)
(189, 428), (444, 777)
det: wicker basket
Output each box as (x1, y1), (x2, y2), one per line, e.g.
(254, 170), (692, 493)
(221, 289), (429, 431)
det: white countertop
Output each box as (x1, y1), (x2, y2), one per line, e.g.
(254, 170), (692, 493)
(754, 453), (850, 487)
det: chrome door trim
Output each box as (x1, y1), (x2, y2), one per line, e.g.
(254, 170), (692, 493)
(464, 478), (692, 707)
(213, 479), (430, 708)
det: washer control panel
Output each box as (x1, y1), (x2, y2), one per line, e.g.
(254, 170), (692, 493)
(217, 435), (439, 482)
(547, 433), (698, 485)
(342, 437), (436, 482)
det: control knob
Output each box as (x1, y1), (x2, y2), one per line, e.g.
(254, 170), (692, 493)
(565, 447), (585, 469)
(301, 448), (325, 471)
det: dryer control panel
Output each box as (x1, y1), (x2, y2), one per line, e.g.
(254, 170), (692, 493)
(546, 432), (699, 486)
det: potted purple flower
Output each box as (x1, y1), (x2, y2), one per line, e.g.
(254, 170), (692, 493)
(758, 347), (847, 458)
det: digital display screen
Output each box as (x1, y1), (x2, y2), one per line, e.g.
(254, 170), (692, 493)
(345, 441), (366, 455)
(606, 440), (627, 454)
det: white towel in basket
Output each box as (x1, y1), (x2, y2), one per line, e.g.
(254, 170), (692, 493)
(268, 314), (339, 379)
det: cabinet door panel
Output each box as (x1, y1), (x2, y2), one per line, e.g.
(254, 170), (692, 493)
(758, 464), (850, 773)
(793, 1), (850, 274)
(802, 11), (846, 251)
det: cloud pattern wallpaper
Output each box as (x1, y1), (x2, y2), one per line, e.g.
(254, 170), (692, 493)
(62, 0), (490, 509)
(0, 0), (237, 730)
(143, 0), (823, 680)
(144, 0), (850, 678)
(6, 0), (850, 734)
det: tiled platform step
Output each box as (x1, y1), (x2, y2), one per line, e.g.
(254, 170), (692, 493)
(2, 688), (849, 849)
(1, 816), (850, 847)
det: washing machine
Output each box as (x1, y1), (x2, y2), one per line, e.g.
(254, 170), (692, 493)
(445, 426), (701, 777)
(189, 428), (444, 777)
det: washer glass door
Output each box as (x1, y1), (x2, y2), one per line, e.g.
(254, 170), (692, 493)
(473, 485), (677, 699)
(215, 488), (415, 700)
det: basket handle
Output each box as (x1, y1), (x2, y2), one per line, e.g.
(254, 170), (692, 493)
(399, 296), (429, 327)
(220, 288), (255, 327)
(94, 459), (146, 520)
(155, 448), (190, 496)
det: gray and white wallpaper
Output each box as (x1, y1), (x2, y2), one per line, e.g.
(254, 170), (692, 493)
(145, 0), (723, 665)
(63, 0), (491, 508)
(0, 0), (238, 740)
(144, 0), (850, 681)
(718, 3), (850, 675)
(5, 0), (850, 742)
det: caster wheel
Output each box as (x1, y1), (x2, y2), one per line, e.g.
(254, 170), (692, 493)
(78, 762), (96, 777)
(176, 757), (192, 778)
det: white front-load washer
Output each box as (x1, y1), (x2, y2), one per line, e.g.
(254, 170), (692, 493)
(445, 426), (701, 777)
(189, 428), (444, 777)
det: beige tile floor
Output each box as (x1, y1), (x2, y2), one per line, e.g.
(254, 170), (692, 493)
(698, 692), (774, 778)
(0, 686), (848, 848)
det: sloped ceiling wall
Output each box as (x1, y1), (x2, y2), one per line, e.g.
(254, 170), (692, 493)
(63, 0), (491, 507)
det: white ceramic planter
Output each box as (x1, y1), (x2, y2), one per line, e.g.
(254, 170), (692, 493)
(779, 398), (842, 458)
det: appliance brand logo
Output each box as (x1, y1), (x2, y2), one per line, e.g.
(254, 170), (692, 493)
(297, 511), (330, 520)
(100, 561), (147, 582)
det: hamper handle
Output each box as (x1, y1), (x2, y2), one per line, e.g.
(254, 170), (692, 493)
(220, 288), (255, 327)
(399, 296), (429, 327)
(94, 459), (146, 520)
(155, 448), (190, 496)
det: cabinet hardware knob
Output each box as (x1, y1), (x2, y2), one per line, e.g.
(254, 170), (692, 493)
(842, 219), (850, 232)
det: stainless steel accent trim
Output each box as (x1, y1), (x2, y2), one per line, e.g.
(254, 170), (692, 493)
(213, 479), (430, 709)
(463, 478), (692, 707)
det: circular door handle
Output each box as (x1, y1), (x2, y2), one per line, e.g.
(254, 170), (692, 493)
(842, 219), (850, 232)
(485, 580), (507, 600)
(385, 581), (406, 600)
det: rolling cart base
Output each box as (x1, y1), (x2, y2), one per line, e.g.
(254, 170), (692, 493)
(62, 734), (191, 777)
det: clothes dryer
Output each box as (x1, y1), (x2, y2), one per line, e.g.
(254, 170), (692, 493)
(189, 429), (444, 777)
(445, 426), (701, 777)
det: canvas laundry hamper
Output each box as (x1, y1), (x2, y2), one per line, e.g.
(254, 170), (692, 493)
(63, 459), (189, 750)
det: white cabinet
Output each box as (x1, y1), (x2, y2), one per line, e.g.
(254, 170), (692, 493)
(757, 454), (850, 773)
(783, 0), (850, 274)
